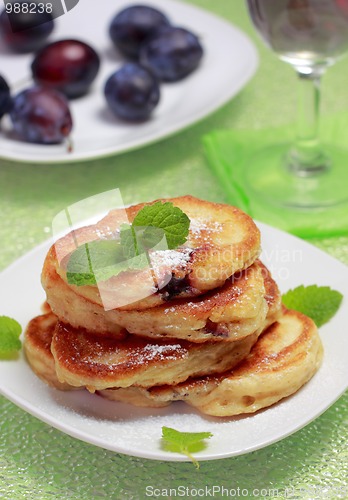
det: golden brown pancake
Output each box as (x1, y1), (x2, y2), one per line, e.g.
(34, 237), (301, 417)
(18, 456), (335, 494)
(24, 309), (323, 417)
(43, 260), (280, 342)
(24, 312), (76, 391)
(49, 196), (261, 310)
(95, 260), (281, 342)
(42, 255), (127, 339)
(50, 319), (264, 391)
(100, 308), (324, 416)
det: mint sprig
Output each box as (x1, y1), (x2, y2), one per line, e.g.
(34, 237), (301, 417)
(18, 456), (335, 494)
(161, 426), (212, 469)
(67, 239), (125, 286)
(119, 224), (167, 260)
(66, 202), (190, 287)
(0, 316), (22, 360)
(282, 285), (343, 327)
(132, 202), (190, 249)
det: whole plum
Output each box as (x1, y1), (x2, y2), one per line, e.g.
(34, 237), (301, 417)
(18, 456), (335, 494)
(140, 26), (204, 81)
(31, 39), (100, 99)
(104, 63), (160, 121)
(109, 5), (170, 59)
(10, 87), (73, 144)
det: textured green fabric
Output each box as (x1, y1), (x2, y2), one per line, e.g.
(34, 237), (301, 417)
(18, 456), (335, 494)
(1, 1), (347, 498)
(203, 116), (348, 238)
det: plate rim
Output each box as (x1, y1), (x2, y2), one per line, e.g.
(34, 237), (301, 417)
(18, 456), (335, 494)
(0, 0), (259, 164)
(1, 221), (347, 461)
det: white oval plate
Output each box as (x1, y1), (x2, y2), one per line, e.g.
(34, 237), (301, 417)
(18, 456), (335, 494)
(0, 0), (258, 163)
(0, 222), (347, 462)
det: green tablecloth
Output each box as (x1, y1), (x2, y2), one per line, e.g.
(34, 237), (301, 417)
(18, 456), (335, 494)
(1, 1), (347, 498)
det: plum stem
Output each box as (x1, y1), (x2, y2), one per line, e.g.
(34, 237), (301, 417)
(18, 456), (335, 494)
(66, 135), (73, 153)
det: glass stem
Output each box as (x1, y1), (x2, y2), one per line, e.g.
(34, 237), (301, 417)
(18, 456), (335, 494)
(288, 68), (329, 176)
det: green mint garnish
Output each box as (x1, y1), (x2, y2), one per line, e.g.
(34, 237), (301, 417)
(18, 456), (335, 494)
(282, 285), (343, 327)
(132, 201), (190, 249)
(67, 202), (190, 287)
(0, 316), (22, 360)
(119, 224), (166, 259)
(67, 239), (125, 286)
(119, 224), (142, 260)
(161, 426), (212, 469)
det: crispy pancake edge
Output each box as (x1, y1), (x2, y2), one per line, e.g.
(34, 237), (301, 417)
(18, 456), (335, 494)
(50, 196), (261, 310)
(100, 308), (324, 416)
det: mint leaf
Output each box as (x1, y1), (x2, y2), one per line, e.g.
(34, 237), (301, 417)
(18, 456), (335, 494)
(120, 224), (141, 260)
(161, 426), (212, 469)
(67, 240), (125, 286)
(66, 242), (96, 286)
(120, 223), (167, 259)
(132, 202), (190, 249)
(0, 316), (22, 359)
(142, 226), (168, 251)
(282, 285), (343, 327)
(66, 202), (190, 286)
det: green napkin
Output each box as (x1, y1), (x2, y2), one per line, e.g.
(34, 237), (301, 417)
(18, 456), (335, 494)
(203, 115), (348, 238)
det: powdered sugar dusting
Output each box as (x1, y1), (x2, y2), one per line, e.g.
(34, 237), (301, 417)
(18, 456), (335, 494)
(119, 342), (188, 367)
(189, 218), (223, 240)
(149, 248), (192, 271)
(140, 343), (185, 361)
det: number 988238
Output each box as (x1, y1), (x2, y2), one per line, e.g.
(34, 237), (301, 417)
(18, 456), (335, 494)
(5, 2), (53, 14)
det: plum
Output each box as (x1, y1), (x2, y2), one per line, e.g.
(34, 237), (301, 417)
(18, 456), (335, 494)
(109, 5), (170, 59)
(31, 39), (100, 98)
(104, 63), (160, 121)
(140, 26), (204, 81)
(10, 87), (73, 144)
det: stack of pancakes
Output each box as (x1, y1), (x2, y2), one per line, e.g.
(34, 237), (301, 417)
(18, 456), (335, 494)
(24, 196), (323, 417)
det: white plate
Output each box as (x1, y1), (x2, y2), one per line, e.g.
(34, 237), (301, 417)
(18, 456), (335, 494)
(0, 222), (347, 462)
(0, 0), (258, 163)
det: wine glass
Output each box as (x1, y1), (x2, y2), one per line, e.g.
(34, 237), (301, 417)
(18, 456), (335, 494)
(245, 0), (348, 209)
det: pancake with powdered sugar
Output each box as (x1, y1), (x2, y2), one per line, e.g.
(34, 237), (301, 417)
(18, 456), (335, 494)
(25, 313), (263, 392)
(100, 308), (324, 416)
(46, 196), (261, 311)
